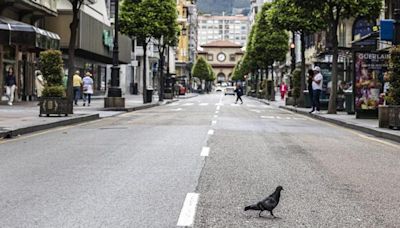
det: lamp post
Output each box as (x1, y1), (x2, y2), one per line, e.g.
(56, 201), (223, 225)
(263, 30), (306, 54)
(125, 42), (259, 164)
(105, 0), (125, 108)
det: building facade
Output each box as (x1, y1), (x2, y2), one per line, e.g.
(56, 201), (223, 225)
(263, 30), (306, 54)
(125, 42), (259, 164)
(45, 0), (132, 96)
(197, 40), (244, 83)
(0, 0), (60, 102)
(176, 0), (197, 87)
(197, 14), (249, 49)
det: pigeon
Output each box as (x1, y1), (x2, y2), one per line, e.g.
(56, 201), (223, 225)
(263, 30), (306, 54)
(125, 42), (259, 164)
(244, 186), (283, 218)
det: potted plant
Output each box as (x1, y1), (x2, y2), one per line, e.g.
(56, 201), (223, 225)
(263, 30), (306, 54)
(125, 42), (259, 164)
(379, 46), (400, 129)
(39, 50), (72, 117)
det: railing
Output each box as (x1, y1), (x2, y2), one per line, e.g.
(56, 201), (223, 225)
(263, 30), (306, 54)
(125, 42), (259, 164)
(27, 0), (57, 13)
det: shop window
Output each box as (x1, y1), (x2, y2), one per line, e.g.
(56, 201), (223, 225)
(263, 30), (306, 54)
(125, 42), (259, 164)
(207, 54), (213, 61)
(230, 54), (236, 62)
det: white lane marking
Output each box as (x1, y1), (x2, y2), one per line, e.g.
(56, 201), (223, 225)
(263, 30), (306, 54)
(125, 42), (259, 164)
(177, 193), (200, 227)
(182, 103), (194, 106)
(250, 109), (261, 113)
(211, 120), (217, 125)
(200, 146), (210, 156)
(261, 116), (275, 119)
(231, 104), (240, 106)
(208, 130), (214, 135)
(199, 103), (209, 106)
(246, 104), (257, 107)
(169, 103), (180, 106)
(215, 103), (224, 106)
(215, 111), (219, 114)
(216, 106), (220, 110)
(213, 115), (218, 118)
(170, 108), (183, 111)
(276, 116), (282, 119)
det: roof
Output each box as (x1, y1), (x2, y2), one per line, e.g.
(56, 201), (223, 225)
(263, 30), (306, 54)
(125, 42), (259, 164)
(201, 40), (243, 48)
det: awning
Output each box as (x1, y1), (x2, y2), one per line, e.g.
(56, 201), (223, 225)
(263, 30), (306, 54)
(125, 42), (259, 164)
(0, 16), (60, 50)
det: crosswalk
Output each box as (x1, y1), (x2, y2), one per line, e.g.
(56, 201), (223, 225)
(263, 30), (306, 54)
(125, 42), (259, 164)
(260, 115), (305, 120)
(168, 102), (271, 108)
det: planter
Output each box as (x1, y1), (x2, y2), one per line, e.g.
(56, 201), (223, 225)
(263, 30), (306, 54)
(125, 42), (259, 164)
(388, 105), (400, 129)
(379, 105), (400, 129)
(39, 97), (72, 117)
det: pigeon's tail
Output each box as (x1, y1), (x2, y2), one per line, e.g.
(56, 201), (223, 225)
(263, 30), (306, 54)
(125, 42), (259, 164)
(244, 204), (259, 211)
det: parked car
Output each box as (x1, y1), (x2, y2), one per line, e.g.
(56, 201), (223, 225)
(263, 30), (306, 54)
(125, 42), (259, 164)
(224, 86), (235, 96)
(215, 85), (223, 92)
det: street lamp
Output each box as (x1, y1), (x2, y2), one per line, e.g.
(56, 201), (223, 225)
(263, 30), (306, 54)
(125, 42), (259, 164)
(105, 0), (125, 108)
(290, 41), (296, 73)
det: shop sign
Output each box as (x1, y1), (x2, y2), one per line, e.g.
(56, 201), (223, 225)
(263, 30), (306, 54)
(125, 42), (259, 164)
(103, 30), (113, 50)
(354, 52), (390, 111)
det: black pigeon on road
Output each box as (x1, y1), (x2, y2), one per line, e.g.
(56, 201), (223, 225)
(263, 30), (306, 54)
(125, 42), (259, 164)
(244, 186), (283, 218)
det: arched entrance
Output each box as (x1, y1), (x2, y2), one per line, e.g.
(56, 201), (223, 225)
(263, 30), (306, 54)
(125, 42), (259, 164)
(217, 72), (225, 83)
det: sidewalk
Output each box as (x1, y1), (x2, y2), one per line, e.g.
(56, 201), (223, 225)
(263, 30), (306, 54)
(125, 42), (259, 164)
(248, 94), (400, 143)
(0, 93), (198, 139)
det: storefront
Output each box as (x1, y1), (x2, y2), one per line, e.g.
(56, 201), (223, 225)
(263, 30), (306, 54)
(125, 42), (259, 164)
(0, 16), (60, 102)
(45, 10), (131, 96)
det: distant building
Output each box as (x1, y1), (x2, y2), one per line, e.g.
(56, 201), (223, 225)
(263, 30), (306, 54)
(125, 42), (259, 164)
(249, 0), (273, 26)
(198, 40), (244, 83)
(197, 14), (249, 49)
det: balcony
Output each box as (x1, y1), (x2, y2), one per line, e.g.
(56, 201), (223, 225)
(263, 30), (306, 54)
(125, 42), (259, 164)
(1, 0), (58, 16)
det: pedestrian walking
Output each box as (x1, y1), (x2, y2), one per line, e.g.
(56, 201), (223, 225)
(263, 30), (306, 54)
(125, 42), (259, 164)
(234, 84), (243, 104)
(82, 72), (94, 106)
(279, 82), (288, 100)
(73, 70), (82, 105)
(5, 66), (17, 106)
(307, 69), (314, 105)
(35, 70), (45, 98)
(309, 66), (323, 114)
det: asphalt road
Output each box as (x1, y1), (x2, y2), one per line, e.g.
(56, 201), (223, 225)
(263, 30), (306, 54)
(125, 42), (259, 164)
(1, 93), (400, 227)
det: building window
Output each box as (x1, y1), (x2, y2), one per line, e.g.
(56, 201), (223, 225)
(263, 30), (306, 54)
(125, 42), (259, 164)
(230, 54), (236, 62)
(207, 54), (213, 61)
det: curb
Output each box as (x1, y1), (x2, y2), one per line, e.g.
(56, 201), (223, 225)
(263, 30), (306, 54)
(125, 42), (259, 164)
(280, 106), (400, 144)
(0, 114), (100, 139)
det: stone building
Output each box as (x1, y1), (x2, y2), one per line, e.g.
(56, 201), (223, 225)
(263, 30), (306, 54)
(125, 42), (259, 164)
(197, 40), (243, 83)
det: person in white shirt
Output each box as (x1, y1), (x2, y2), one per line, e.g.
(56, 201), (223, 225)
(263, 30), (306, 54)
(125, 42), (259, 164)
(82, 72), (94, 106)
(309, 66), (323, 114)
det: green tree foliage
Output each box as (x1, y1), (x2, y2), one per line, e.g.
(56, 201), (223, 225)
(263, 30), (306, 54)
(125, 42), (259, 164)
(386, 46), (400, 105)
(151, 0), (179, 101)
(269, 0), (325, 104)
(252, 3), (288, 69)
(192, 57), (210, 82)
(294, 0), (382, 113)
(120, 0), (173, 103)
(39, 50), (65, 97)
(240, 25), (257, 75)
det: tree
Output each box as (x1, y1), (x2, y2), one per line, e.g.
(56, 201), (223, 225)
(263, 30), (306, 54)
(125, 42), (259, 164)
(251, 3), (288, 99)
(192, 57), (209, 91)
(295, 0), (382, 113)
(120, 0), (169, 103)
(152, 0), (179, 102)
(67, 0), (94, 110)
(269, 0), (325, 105)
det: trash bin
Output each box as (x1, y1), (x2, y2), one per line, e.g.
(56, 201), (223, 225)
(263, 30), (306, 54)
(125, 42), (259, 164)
(345, 91), (354, 114)
(146, 88), (153, 103)
(303, 90), (311, 108)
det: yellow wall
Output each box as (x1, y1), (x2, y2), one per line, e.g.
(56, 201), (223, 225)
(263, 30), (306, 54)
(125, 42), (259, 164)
(176, 0), (189, 63)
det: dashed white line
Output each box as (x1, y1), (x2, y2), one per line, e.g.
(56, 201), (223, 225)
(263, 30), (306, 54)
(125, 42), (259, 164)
(200, 146), (210, 156)
(208, 129), (214, 135)
(199, 103), (209, 106)
(211, 120), (217, 125)
(177, 193), (200, 227)
(213, 115), (218, 118)
(182, 103), (194, 106)
(216, 106), (220, 110)
(215, 111), (219, 114)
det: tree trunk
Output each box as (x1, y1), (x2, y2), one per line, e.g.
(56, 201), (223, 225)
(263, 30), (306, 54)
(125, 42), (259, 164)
(67, 2), (80, 111)
(158, 46), (165, 102)
(270, 64), (275, 101)
(255, 69), (259, 97)
(328, 14), (339, 114)
(142, 42), (148, 103)
(298, 32), (306, 106)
